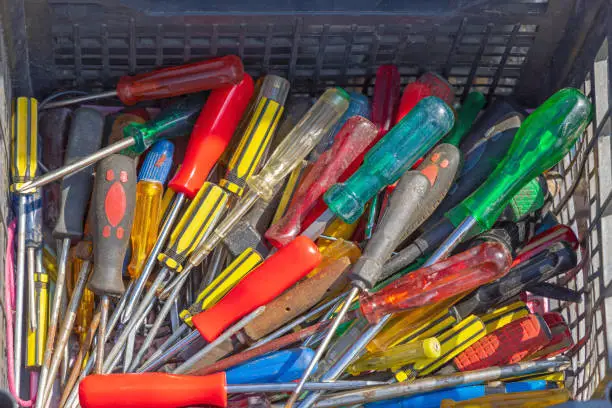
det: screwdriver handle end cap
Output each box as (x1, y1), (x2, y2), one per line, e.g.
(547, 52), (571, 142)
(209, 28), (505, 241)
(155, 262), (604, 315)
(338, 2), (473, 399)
(79, 372), (228, 408)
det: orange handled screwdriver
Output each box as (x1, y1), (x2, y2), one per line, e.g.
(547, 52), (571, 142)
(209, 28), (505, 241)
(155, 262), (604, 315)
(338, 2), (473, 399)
(43, 55), (244, 109)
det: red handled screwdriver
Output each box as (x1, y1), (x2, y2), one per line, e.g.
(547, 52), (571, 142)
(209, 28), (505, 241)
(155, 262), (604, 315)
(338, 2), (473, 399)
(42, 55), (244, 109)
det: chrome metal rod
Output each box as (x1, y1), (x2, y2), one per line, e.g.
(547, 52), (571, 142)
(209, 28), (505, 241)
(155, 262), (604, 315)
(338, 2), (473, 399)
(136, 324), (189, 372)
(41, 90), (118, 110)
(423, 216), (478, 267)
(137, 329), (201, 373)
(14, 195), (27, 394)
(121, 193), (186, 324)
(227, 380), (387, 393)
(96, 296), (111, 374)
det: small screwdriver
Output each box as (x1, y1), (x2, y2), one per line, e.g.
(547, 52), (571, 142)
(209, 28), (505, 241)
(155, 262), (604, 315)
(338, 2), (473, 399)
(38, 107), (105, 399)
(10, 96), (38, 393)
(42, 55), (243, 109)
(296, 88), (592, 408)
(19, 93), (205, 192)
(88, 154), (137, 373)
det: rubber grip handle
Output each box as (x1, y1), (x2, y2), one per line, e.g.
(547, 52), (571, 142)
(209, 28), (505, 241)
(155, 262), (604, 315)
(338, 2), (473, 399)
(53, 108), (105, 240)
(225, 348), (314, 384)
(168, 74), (254, 198)
(11, 97), (38, 190)
(242, 257), (351, 341)
(350, 170), (432, 290)
(191, 236), (322, 342)
(453, 241), (577, 318)
(79, 372), (228, 408)
(454, 314), (552, 371)
(265, 116), (378, 247)
(116, 55), (244, 105)
(88, 154), (137, 297)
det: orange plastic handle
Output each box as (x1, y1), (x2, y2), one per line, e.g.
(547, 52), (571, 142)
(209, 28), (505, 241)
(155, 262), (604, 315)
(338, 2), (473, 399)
(192, 236), (322, 342)
(79, 372), (228, 408)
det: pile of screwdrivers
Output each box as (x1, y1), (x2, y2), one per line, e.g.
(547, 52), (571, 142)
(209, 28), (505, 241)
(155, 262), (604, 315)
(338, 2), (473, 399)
(6, 54), (593, 408)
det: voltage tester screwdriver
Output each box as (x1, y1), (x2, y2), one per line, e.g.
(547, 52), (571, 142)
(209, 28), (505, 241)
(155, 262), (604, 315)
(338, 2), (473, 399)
(296, 88), (591, 408)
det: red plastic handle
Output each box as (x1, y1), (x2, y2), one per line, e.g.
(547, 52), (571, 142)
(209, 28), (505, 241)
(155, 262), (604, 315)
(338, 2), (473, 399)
(395, 72), (455, 124)
(192, 236), (322, 342)
(79, 372), (228, 408)
(454, 314), (552, 371)
(512, 225), (579, 267)
(530, 312), (573, 359)
(265, 116), (378, 247)
(168, 74), (254, 198)
(116, 55), (244, 105)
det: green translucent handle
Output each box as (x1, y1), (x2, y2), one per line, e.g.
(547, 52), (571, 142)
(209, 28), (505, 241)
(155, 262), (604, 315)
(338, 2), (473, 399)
(324, 96), (455, 223)
(443, 92), (486, 146)
(123, 94), (206, 154)
(447, 88), (592, 230)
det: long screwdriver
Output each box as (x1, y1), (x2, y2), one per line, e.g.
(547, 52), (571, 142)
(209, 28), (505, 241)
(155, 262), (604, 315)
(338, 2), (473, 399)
(42, 55), (243, 109)
(88, 154), (137, 373)
(38, 107), (104, 398)
(10, 97), (38, 394)
(123, 76), (289, 366)
(297, 89), (592, 408)
(23, 191), (42, 332)
(19, 93), (204, 193)
(120, 77), (254, 324)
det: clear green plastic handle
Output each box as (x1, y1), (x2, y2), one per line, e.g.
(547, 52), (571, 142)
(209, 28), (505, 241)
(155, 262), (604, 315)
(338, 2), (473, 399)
(447, 88), (592, 230)
(247, 87), (350, 201)
(324, 96), (455, 223)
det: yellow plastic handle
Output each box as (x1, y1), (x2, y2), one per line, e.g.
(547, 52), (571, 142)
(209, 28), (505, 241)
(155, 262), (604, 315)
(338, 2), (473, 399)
(440, 389), (570, 407)
(26, 262), (48, 368)
(11, 97), (38, 191)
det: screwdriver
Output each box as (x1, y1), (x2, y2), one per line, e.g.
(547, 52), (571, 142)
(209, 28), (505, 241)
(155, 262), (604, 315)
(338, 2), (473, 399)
(87, 154), (137, 374)
(25, 192), (46, 369)
(287, 98), (454, 406)
(529, 312), (573, 359)
(440, 388), (570, 408)
(120, 76), (254, 324)
(78, 372), (386, 408)
(127, 140), (174, 280)
(286, 164), (443, 405)
(43, 55), (244, 109)
(18, 93), (205, 192)
(265, 116), (378, 247)
(442, 91), (486, 146)
(124, 76), (290, 366)
(38, 107), (105, 399)
(133, 237), (322, 373)
(10, 96), (38, 393)
(103, 108), (150, 146)
(395, 72), (455, 124)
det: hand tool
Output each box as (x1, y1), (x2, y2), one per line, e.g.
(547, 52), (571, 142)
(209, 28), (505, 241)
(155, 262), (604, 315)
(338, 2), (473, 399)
(311, 359), (569, 408)
(127, 141), (174, 280)
(430, 88), (591, 263)
(224, 348), (315, 383)
(39, 107), (71, 228)
(265, 116), (378, 247)
(79, 372), (386, 408)
(480, 300), (531, 333)
(394, 315), (487, 381)
(88, 154), (137, 373)
(309, 92), (371, 161)
(180, 88), (349, 274)
(395, 71), (455, 124)
(26, 228), (48, 370)
(38, 107), (104, 398)
(10, 97), (38, 393)
(135, 237), (322, 373)
(126, 76), (290, 366)
(43, 55), (243, 109)
(348, 337), (441, 375)
(442, 92), (486, 146)
(529, 312), (573, 359)
(453, 241), (577, 318)
(453, 314), (552, 372)
(120, 76), (254, 324)
(103, 108), (150, 146)
(272, 159), (309, 224)
(286, 164), (444, 406)
(418, 112), (523, 235)
(19, 94), (206, 192)
(315, 218), (359, 253)
(526, 282), (582, 303)
(71, 221), (95, 346)
(23, 191), (42, 332)
(512, 224), (578, 266)
(299, 66), (401, 230)
(440, 388), (570, 407)
(364, 380), (557, 408)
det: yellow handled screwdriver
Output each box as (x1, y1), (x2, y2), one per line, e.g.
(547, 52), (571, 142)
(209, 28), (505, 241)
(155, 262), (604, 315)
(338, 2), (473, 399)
(11, 96), (38, 394)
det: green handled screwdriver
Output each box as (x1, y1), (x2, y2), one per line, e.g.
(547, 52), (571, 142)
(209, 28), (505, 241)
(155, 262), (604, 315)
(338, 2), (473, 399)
(295, 87), (592, 408)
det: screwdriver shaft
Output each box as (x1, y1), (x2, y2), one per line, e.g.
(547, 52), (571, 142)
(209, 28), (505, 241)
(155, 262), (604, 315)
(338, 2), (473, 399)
(121, 193), (186, 324)
(14, 195), (27, 394)
(137, 328), (201, 373)
(17, 137), (134, 193)
(96, 296), (110, 374)
(41, 90), (118, 110)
